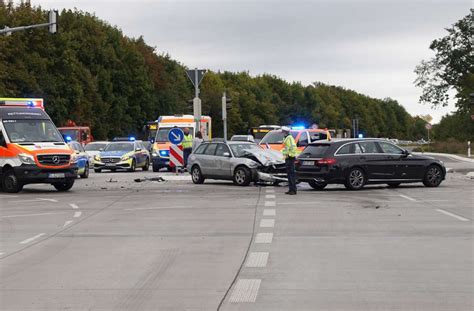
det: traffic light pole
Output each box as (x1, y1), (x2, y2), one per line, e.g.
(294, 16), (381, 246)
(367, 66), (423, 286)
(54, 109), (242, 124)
(0, 10), (57, 35)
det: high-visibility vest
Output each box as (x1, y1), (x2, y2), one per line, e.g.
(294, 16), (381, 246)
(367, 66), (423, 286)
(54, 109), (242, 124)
(182, 134), (193, 149)
(282, 135), (297, 158)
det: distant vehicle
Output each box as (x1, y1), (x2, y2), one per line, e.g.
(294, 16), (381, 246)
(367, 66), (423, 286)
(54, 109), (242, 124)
(248, 125), (280, 143)
(151, 115), (212, 172)
(259, 128), (332, 154)
(0, 98), (77, 193)
(143, 120), (158, 143)
(230, 135), (255, 143)
(93, 139), (150, 172)
(68, 141), (90, 178)
(296, 138), (446, 190)
(58, 120), (93, 145)
(84, 141), (109, 165)
(187, 141), (286, 186)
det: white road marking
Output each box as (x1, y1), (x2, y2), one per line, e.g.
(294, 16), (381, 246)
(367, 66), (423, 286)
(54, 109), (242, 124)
(436, 209), (470, 222)
(69, 203), (79, 209)
(265, 194), (276, 199)
(2, 212), (65, 218)
(229, 279), (261, 303)
(9, 198), (58, 203)
(124, 206), (189, 211)
(0, 252), (4, 256)
(245, 252), (269, 267)
(265, 188), (275, 193)
(63, 220), (73, 227)
(264, 201), (276, 207)
(255, 232), (273, 244)
(260, 219), (275, 228)
(0, 195), (18, 198)
(398, 194), (417, 202)
(263, 209), (276, 216)
(73, 212), (82, 218)
(20, 233), (46, 244)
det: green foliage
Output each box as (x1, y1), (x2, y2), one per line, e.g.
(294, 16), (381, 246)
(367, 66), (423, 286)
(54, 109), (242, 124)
(1, 4), (420, 140)
(414, 10), (473, 112)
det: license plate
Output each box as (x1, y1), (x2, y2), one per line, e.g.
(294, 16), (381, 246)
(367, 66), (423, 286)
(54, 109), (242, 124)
(105, 163), (115, 167)
(49, 173), (65, 178)
(302, 161), (314, 166)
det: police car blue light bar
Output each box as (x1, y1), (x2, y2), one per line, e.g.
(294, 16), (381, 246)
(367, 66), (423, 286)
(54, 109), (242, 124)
(291, 125), (306, 130)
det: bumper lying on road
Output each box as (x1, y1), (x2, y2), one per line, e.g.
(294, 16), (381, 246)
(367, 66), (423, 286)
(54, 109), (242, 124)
(13, 165), (78, 183)
(257, 172), (287, 182)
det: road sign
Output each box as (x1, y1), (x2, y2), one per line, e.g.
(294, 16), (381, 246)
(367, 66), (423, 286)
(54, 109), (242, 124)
(168, 128), (184, 145)
(169, 144), (184, 167)
(425, 123), (432, 130)
(186, 69), (206, 88)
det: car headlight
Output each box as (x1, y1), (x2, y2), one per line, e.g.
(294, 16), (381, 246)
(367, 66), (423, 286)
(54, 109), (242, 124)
(70, 154), (79, 164)
(152, 152), (158, 157)
(18, 153), (35, 165)
(121, 155), (131, 161)
(94, 155), (101, 161)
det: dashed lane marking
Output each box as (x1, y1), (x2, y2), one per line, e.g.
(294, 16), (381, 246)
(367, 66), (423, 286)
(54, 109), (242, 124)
(260, 219), (275, 228)
(73, 212), (82, 218)
(263, 209), (276, 216)
(436, 209), (470, 222)
(398, 194), (417, 202)
(229, 279), (261, 303)
(63, 220), (74, 227)
(0, 195), (18, 198)
(19, 233), (45, 245)
(2, 212), (65, 218)
(69, 203), (79, 209)
(265, 188), (275, 193)
(255, 232), (273, 244)
(264, 201), (276, 207)
(245, 252), (269, 267)
(265, 194), (276, 199)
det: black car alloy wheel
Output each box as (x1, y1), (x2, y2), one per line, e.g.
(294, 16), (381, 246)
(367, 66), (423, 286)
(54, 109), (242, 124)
(345, 167), (366, 190)
(423, 165), (443, 187)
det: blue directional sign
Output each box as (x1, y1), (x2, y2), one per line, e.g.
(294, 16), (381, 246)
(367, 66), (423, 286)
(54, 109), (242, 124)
(168, 128), (184, 145)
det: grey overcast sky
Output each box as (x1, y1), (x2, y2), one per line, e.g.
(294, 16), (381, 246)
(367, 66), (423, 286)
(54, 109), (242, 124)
(32, 0), (471, 123)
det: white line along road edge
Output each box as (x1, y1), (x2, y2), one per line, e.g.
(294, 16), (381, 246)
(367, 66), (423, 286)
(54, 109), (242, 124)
(20, 233), (46, 245)
(436, 209), (470, 222)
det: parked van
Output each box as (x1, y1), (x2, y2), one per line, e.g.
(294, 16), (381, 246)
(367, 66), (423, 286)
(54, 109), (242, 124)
(0, 98), (77, 193)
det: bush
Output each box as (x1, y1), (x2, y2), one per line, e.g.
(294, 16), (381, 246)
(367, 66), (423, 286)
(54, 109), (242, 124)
(413, 138), (469, 154)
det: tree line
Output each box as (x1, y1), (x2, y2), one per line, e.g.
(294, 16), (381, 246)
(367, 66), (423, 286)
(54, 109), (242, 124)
(1, 4), (439, 141)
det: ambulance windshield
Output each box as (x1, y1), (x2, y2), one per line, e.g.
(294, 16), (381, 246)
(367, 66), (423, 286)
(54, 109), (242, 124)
(2, 119), (64, 143)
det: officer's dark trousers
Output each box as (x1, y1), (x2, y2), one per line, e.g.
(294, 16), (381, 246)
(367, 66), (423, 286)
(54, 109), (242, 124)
(183, 148), (192, 166)
(285, 156), (297, 193)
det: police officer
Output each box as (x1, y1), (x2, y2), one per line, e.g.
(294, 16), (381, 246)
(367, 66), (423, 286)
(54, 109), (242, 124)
(281, 126), (297, 195)
(182, 127), (193, 167)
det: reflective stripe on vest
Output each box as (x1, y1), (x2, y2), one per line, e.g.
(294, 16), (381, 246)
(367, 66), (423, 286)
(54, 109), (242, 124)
(182, 134), (193, 149)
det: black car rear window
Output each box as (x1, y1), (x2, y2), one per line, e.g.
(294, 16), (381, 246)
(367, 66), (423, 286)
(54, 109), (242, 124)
(300, 144), (330, 158)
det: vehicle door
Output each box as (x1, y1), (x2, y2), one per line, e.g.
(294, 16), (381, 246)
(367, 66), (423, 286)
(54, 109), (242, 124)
(358, 141), (388, 180)
(136, 142), (147, 165)
(376, 141), (406, 179)
(378, 141), (424, 179)
(199, 143), (218, 175)
(297, 131), (309, 151)
(214, 143), (233, 178)
(334, 142), (363, 171)
(72, 142), (87, 169)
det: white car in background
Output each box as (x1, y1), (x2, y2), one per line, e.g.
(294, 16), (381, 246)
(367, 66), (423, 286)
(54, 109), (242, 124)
(84, 141), (109, 166)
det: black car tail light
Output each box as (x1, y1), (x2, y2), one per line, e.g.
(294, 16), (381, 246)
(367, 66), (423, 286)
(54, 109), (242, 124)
(316, 158), (337, 165)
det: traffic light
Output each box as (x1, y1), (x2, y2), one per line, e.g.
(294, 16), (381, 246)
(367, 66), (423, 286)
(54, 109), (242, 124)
(222, 93), (232, 119)
(49, 10), (58, 34)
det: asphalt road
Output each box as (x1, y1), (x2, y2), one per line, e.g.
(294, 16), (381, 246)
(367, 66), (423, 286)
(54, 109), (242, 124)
(0, 157), (473, 310)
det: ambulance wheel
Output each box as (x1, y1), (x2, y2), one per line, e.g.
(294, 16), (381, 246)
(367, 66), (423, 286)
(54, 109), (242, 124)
(142, 158), (149, 171)
(2, 169), (23, 193)
(53, 179), (75, 192)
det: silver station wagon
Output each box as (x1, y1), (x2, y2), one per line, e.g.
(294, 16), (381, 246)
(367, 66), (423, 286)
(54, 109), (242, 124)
(187, 141), (286, 186)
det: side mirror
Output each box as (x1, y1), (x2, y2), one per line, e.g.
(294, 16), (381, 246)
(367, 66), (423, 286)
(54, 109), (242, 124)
(136, 148), (142, 152)
(99, 148), (104, 152)
(223, 152), (231, 157)
(0, 133), (6, 148)
(75, 150), (80, 154)
(402, 149), (410, 156)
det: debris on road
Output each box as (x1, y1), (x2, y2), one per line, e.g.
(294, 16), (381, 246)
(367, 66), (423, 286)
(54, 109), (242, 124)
(134, 177), (166, 183)
(107, 178), (118, 183)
